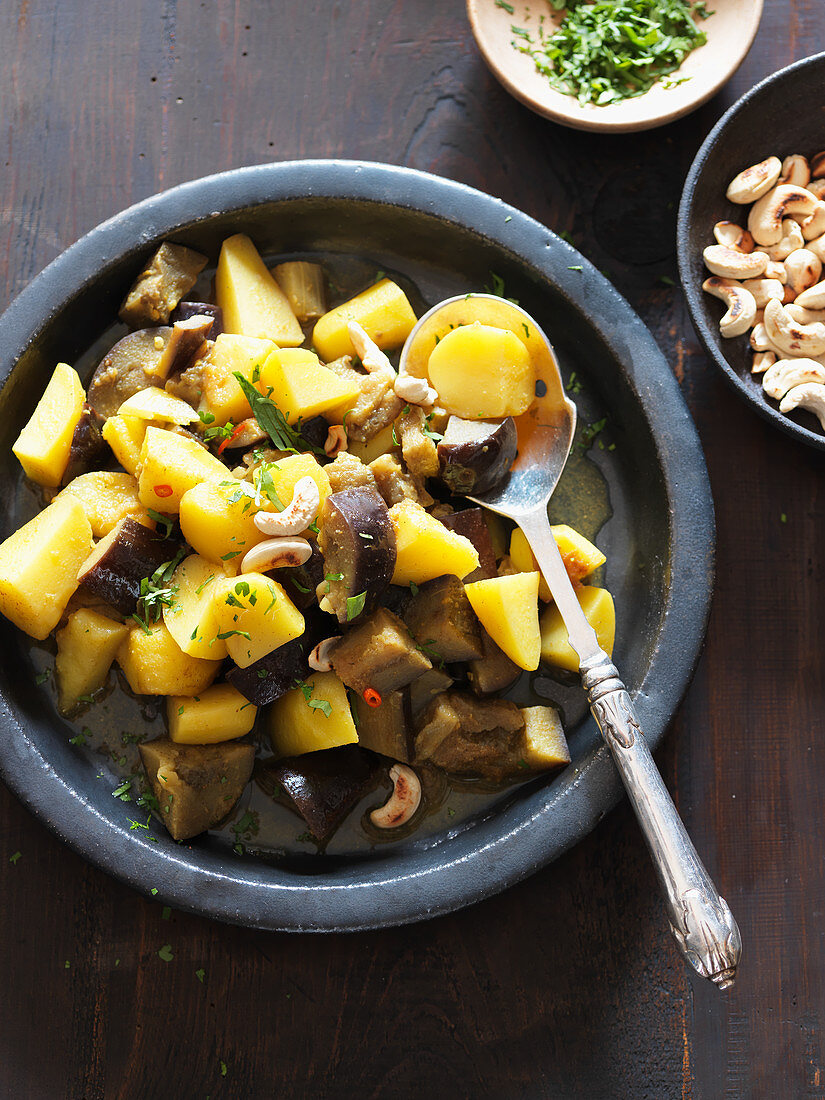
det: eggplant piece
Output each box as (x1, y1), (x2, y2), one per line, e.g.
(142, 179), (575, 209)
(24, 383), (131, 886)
(317, 487), (396, 623)
(119, 242), (208, 328)
(381, 583), (413, 618)
(326, 452), (378, 494)
(437, 416), (518, 495)
(88, 329), (173, 417)
(171, 300), (223, 336)
(440, 508), (497, 581)
(77, 516), (178, 615)
(402, 575), (484, 663)
(139, 737), (255, 841)
(61, 403), (107, 486)
(414, 690), (525, 782)
(226, 607), (334, 705)
(353, 690), (414, 762)
(467, 628), (520, 696)
(331, 607), (431, 696)
(270, 541), (325, 611)
(270, 745), (382, 841)
(408, 668), (454, 716)
(162, 315), (213, 376)
(296, 415), (329, 453)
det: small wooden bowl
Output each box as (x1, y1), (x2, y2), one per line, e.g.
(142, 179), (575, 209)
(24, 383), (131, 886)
(467, 0), (763, 133)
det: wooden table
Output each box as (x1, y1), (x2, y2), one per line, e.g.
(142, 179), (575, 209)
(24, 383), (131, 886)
(1, 2), (823, 1096)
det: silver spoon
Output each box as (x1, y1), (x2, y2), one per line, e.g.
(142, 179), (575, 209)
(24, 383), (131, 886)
(400, 294), (742, 989)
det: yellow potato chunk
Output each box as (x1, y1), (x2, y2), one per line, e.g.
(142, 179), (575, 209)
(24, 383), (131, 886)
(551, 524), (607, 582)
(539, 586), (616, 673)
(519, 705), (571, 770)
(426, 322), (535, 418)
(162, 554), (229, 660)
(116, 620), (222, 696)
(212, 573), (304, 669)
(200, 333), (275, 425)
(464, 572), (541, 671)
(138, 426), (230, 512)
(269, 672), (358, 757)
(0, 496), (93, 640)
(261, 453), (330, 531)
(102, 415), (148, 475)
(168, 684), (257, 744)
(312, 278), (417, 361)
(116, 386), (199, 425)
(215, 233), (303, 346)
(179, 480), (267, 566)
(389, 500), (479, 585)
(509, 528), (552, 603)
(258, 347), (362, 424)
(55, 609), (129, 713)
(508, 526), (606, 603)
(57, 471), (151, 537)
(12, 363), (85, 487)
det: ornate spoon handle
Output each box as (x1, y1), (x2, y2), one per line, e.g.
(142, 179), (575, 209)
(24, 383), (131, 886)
(516, 510), (741, 988)
(580, 650), (742, 988)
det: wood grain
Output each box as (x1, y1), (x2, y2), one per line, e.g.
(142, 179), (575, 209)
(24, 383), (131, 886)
(1, 1), (824, 1096)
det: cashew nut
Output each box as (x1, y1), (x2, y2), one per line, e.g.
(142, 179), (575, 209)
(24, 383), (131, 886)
(253, 475), (320, 536)
(750, 322), (782, 354)
(751, 350), (776, 374)
(762, 358), (825, 399)
(808, 180), (825, 201)
(778, 381), (825, 429)
(347, 320), (395, 377)
(308, 637), (338, 673)
(786, 302), (825, 326)
(713, 221), (754, 253)
(780, 154), (810, 188)
(783, 249), (823, 299)
(394, 372), (438, 406)
(741, 278), (784, 309)
(748, 185), (819, 246)
(703, 245), (768, 280)
(726, 156), (782, 204)
(811, 151), (825, 179)
(369, 764), (422, 829)
(765, 260), (788, 284)
(240, 536), (312, 574)
(805, 233), (825, 264)
(767, 218), (805, 261)
(801, 202), (825, 242)
(795, 279), (825, 310)
(764, 297), (825, 357)
(702, 277), (757, 337)
(324, 425), (348, 457)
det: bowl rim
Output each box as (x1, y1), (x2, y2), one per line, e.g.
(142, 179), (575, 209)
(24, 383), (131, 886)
(465, 0), (764, 134)
(0, 159), (715, 930)
(677, 50), (825, 453)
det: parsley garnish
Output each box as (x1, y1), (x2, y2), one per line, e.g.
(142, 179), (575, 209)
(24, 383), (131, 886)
(233, 373), (324, 455)
(34, 668), (51, 685)
(9, 851), (21, 864)
(132, 549), (186, 632)
(112, 779), (132, 802)
(511, 0), (710, 107)
(196, 968), (206, 983)
(69, 728), (90, 746)
(346, 591), (367, 621)
(158, 944), (174, 962)
(483, 271), (519, 304)
(422, 411), (444, 443)
(495, 0), (514, 10)
(295, 679), (332, 719)
(147, 508), (174, 538)
(289, 577), (311, 594)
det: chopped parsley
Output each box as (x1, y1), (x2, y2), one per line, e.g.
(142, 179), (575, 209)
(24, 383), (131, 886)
(132, 549), (186, 632)
(422, 411), (444, 443)
(158, 943), (174, 962)
(69, 728), (90, 746)
(346, 591), (367, 621)
(34, 668), (51, 685)
(147, 509), (175, 538)
(290, 577), (311, 594)
(510, 0), (711, 107)
(483, 271), (519, 304)
(233, 373), (324, 455)
(196, 968), (206, 983)
(9, 851), (21, 865)
(295, 679), (332, 719)
(161, 906), (172, 921)
(112, 779), (133, 802)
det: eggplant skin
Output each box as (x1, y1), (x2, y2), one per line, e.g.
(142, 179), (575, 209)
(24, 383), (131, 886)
(78, 517), (179, 615)
(318, 488), (397, 624)
(270, 746), (382, 841)
(439, 508), (497, 581)
(170, 301), (223, 337)
(437, 417), (517, 495)
(61, 404), (107, 486)
(226, 608), (334, 705)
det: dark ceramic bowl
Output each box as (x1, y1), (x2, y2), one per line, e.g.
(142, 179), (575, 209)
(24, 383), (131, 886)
(678, 52), (825, 453)
(0, 161), (714, 930)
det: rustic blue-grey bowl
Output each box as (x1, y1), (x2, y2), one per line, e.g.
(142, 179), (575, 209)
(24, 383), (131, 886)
(0, 161), (714, 930)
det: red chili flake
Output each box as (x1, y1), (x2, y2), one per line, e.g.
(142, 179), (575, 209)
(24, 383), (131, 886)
(154, 484), (173, 498)
(218, 423), (245, 455)
(363, 688), (382, 708)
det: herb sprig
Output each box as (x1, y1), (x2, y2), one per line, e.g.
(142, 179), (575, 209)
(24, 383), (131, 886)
(511, 0), (711, 107)
(132, 549), (186, 633)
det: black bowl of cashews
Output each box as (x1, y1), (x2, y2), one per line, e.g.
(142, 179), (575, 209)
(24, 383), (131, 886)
(678, 51), (825, 452)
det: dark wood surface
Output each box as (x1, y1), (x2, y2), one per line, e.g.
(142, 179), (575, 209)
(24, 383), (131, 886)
(1, 2), (823, 1097)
